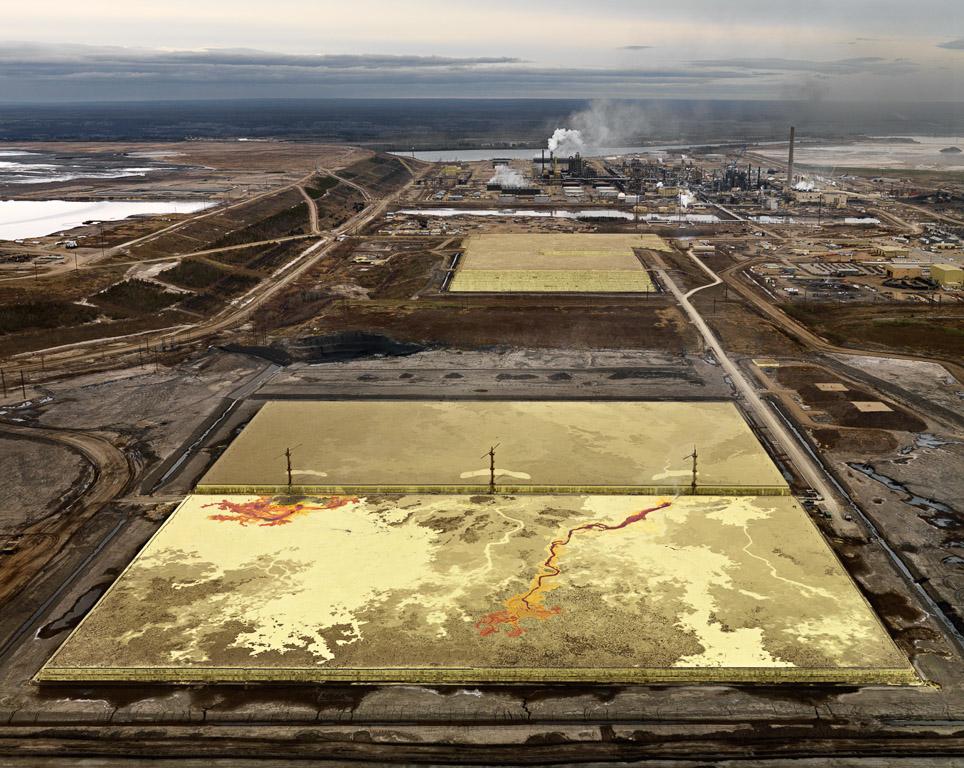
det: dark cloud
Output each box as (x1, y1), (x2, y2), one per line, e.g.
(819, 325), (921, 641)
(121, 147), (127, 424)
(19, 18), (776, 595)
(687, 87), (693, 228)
(937, 38), (964, 50)
(692, 57), (881, 74)
(0, 41), (764, 100)
(0, 42), (521, 71)
(690, 56), (917, 77)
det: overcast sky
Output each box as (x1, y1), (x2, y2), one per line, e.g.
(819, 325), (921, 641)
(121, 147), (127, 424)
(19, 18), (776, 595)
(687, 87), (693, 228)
(1, 0), (962, 101)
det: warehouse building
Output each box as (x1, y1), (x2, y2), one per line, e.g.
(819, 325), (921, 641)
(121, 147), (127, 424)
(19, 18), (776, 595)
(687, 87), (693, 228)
(932, 263), (964, 287)
(885, 264), (923, 280)
(872, 245), (910, 259)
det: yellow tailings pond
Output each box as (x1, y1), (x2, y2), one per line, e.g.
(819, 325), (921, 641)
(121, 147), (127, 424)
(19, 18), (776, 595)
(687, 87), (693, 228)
(41, 493), (913, 684)
(197, 400), (788, 495)
(38, 400), (915, 685)
(448, 233), (659, 293)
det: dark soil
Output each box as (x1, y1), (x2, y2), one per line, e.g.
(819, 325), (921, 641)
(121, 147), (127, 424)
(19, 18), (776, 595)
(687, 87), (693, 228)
(785, 303), (964, 358)
(774, 365), (926, 431)
(811, 427), (898, 455)
(306, 300), (696, 350)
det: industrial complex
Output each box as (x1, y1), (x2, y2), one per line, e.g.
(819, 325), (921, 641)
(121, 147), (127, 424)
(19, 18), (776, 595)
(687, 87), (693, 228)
(1, 125), (964, 763)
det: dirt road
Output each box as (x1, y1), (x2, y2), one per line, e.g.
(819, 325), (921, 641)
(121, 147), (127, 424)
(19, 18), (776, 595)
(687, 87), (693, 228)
(654, 251), (843, 517)
(4, 162), (421, 377)
(0, 422), (132, 608)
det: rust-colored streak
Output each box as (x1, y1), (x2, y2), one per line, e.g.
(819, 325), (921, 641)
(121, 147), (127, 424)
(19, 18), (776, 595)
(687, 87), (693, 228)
(202, 495), (358, 527)
(477, 500), (672, 637)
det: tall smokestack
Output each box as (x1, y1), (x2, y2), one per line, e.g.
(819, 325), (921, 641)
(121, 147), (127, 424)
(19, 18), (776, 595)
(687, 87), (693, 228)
(787, 126), (795, 187)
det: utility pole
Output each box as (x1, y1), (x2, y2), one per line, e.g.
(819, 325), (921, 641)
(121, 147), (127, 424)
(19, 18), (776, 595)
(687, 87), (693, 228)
(20, 370), (27, 399)
(1, 370), (6, 398)
(483, 444), (500, 495)
(685, 446), (698, 494)
(285, 447), (293, 487)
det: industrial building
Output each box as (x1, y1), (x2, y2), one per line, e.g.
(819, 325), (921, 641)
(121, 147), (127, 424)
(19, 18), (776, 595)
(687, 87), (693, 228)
(931, 263), (964, 287)
(792, 190), (848, 208)
(886, 264), (923, 279)
(872, 244), (910, 259)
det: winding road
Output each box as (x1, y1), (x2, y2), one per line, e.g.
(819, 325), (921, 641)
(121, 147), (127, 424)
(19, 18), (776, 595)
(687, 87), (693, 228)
(4, 159), (425, 378)
(0, 422), (132, 607)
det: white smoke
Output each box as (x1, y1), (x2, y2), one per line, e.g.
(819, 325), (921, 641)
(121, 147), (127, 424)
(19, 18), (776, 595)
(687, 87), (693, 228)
(678, 190), (695, 209)
(568, 99), (657, 146)
(489, 164), (528, 188)
(547, 128), (585, 157)
(794, 179), (815, 191)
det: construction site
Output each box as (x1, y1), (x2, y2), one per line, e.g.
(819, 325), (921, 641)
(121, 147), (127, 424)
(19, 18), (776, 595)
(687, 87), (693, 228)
(1, 127), (964, 765)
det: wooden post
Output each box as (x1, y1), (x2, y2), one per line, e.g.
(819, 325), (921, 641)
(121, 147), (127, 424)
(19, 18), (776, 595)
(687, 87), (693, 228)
(20, 370), (27, 399)
(286, 447), (293, 487)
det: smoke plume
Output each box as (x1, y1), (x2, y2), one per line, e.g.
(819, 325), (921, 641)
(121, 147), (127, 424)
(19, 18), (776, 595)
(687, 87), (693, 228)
(546, 99), (666, 155)
(489, 164), (529, 188)
(569, 99), (659, 146)
(547, 128), (585, 156)
(678, 190), (695, 209)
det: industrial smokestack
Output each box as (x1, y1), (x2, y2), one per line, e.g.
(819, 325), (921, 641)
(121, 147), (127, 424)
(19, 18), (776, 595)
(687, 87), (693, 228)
(787, 126), (795, 187)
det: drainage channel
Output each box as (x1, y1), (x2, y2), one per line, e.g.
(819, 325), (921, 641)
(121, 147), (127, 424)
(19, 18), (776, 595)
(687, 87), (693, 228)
(0, 517), (127, 662)
(848, 463), (957, 517)
(147, 364), (280, 494)
(148, 398), (242, 494)
(768, 399), (964, 655)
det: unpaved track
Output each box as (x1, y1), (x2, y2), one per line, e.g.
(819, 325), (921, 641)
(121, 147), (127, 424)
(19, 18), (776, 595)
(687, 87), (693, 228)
(297, 186), (320, 235)
(0, 422), (132, 608)
(654, 252), (842, 517)
(5, 162), (422, 377)
(0, 170), (324, 283)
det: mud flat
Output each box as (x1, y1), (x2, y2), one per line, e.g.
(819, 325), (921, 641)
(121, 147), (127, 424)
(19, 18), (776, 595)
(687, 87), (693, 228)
(197, 400), (788, 494)
(38, 493), (913, 684)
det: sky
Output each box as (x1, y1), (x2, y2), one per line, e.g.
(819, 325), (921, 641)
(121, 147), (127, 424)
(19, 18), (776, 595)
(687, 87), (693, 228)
(0, 0), (962, 101)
